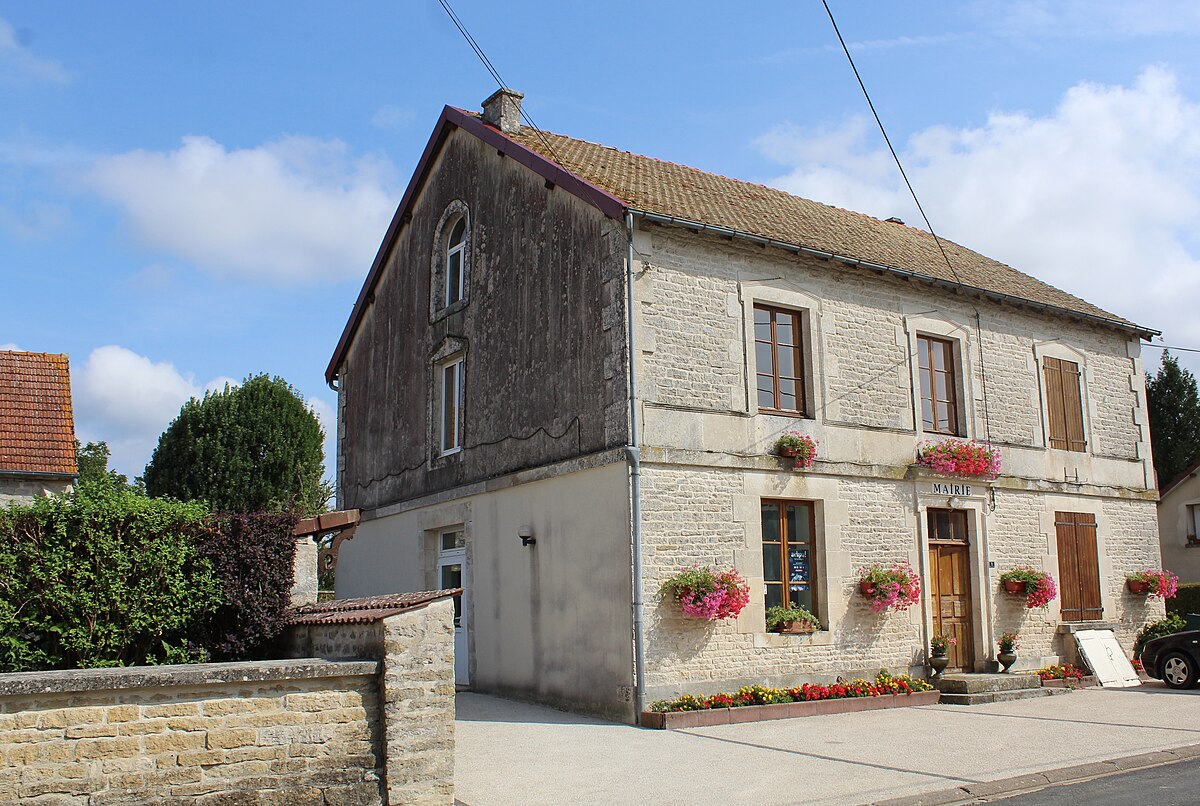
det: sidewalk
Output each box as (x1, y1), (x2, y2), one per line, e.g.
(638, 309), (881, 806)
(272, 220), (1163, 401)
(455, 683), (1200, 805)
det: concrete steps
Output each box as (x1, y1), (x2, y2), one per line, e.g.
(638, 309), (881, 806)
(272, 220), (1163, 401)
(934, 673), (1067, 705)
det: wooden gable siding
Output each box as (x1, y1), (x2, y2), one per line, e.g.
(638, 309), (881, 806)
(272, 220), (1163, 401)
(340, 128), (627, 512)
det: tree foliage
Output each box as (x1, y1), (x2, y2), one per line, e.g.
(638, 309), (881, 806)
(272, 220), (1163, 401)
(74, 439), (134, 491)
(191, 511), (299, 661)
(0, 486), (221, 671)
(1146, 351), (1200, 489)
(143, 375), (329, 515)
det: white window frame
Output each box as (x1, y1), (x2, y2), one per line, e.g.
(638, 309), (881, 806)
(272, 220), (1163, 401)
(437, 355), (465, 456)
(445, 217), (467, 307)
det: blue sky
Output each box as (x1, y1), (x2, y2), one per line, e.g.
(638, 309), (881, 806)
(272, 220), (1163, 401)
(4, 1), (1200, 478)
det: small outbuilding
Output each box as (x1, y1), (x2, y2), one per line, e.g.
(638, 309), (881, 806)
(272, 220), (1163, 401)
(0, 350), (77, 505)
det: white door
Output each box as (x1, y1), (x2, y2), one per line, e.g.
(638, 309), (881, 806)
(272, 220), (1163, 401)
(438, 530), (469, 686)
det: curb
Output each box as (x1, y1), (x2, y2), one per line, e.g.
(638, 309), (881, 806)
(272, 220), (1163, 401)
(870, 742), (1200, 805)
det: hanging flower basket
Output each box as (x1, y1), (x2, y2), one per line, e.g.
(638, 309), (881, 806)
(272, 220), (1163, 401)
(660, 566), (750, 620)
(773, 432), (818, 469)
(999, 567), (1057, 609)
(1126, 569), (1178, 599)
(856, 563), (921, 613)
(915, 439), (1001, 479)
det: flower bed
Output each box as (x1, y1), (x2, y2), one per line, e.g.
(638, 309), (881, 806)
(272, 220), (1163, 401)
(915, 439), (1001, 478)
(642, 671), (938, 729)
(660, 566), (749, 620)
(1037, 664), (1098, 689)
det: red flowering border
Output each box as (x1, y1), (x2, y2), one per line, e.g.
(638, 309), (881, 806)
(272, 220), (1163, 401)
(649, 671), (932, 713)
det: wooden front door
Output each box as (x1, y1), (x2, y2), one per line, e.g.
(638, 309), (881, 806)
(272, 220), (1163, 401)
(928, 509), (974, 670)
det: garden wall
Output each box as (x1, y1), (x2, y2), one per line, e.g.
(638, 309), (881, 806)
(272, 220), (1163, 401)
(0, 595), (457, 805)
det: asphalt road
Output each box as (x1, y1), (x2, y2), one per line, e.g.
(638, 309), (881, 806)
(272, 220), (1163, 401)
(994, 756), (1200, 805)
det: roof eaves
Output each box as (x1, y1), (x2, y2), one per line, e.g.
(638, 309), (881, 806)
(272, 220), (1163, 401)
(633, 210), (1161, 341)
(325, 108), (629, 384)
(1160, 457), (1200, 498)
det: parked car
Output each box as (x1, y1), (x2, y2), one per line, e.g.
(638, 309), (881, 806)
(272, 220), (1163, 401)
(1141, 629), (1200, 689)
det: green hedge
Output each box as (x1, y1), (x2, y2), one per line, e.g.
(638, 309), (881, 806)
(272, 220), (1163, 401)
(1167, 583), (1200, 619)
(0, 486), (299, 672)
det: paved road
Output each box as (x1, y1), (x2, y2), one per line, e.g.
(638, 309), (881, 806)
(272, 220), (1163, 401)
(455, 683), (1200, 805)
(993, 755), (1200, 805)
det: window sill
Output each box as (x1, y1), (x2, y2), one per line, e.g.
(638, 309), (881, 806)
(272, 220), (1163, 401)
(757, 408), (812, 420)
(431, 298), (469, 323)
(753, 630), (833, 648)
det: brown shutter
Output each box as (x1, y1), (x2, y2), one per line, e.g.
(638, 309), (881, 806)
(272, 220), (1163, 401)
(1044, 358), (1067, 449)
(1056, 512), (1103, 623)
(1061, 361), (1087, 451)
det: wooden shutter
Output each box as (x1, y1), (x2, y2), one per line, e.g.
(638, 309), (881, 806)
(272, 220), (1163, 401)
(1056, 512), (1102, 622)
(1043, 357), (1086, 452)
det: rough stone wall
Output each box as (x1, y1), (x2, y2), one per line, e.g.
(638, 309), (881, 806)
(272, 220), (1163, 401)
(0, 660), (382, 805)
(378, 600), (455, 806)
(1102, 497), (1166, 641)
(0, 476), (72, 507)
(641, 466), (921, 697)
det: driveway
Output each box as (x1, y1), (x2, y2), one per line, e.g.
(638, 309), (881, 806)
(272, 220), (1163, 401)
(455, 684), (1200, 806)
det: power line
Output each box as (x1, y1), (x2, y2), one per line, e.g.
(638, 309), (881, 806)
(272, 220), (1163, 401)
(436, 0), (567, 169)
(821, 0), (994, 445)
(1144, 343), (1200, 354)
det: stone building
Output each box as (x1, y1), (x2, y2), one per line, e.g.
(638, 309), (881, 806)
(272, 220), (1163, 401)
(0, 350), (76, 505)
(328, 90), (1163, 723)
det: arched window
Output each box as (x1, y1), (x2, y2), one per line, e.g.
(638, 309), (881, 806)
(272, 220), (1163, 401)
(445, 217), (467, 306)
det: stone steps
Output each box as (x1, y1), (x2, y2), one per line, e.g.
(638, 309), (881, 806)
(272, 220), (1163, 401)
(934, 673), (1063, 705)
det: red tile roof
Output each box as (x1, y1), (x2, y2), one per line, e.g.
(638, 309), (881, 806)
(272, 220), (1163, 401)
(288, 589), (462, 625)
(0, 351), (77, 477)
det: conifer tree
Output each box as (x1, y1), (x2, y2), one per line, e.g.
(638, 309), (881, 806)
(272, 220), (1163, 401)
(144, 375), (329, 514)
(1146, 351), (1200, 489)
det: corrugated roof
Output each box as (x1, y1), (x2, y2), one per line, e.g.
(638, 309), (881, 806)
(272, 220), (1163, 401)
(496, 117), (1144, 332)
(0, 351), (77, 477)
(288, 589), (462, 625)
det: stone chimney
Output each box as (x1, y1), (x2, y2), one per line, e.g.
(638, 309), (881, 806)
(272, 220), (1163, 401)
(482, 88), (524, 134)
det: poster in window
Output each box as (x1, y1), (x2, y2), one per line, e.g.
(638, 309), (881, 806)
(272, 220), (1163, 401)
(788, 548), (810, 590)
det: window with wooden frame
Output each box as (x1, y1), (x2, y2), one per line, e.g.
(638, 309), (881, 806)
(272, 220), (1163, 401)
(754, 304), (806, 415)
(916, 334), (960, 435)
(1043, 357), (1086, 451)
(1056, 511), (1102, 622)
(761, 500), (818, 618)
(436, 354), (464, 455)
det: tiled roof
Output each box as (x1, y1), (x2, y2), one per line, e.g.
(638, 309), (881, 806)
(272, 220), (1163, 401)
(496, 118), (1146, 333)
(288, 589), (462, 625)
(0, 351), (76, 477)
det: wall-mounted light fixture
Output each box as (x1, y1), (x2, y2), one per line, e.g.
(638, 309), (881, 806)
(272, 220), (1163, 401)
(518, 525), (536, 547)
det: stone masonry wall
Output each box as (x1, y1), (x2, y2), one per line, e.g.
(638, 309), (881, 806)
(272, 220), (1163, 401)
(0, 659), (382, 805)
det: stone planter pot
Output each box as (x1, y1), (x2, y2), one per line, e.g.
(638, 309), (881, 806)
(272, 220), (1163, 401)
(1002, 579), (1026, 595)
(998, 651), (1017, 673)
(929, 654), (950, 676)
(1127, 579), (1150, 595)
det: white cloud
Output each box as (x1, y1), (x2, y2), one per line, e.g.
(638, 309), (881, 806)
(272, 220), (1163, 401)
(980, 1), (1200, 38)
(0, 343), (21, 351)
(72, 346), (214, 477)
(0, 18), (68, 84)
(84, 135), (397, 283)
(756, 67), (1200, 372)
(307, 396), (338, 484)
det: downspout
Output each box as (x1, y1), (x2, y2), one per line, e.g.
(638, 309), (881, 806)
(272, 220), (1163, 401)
(625, 210), (647, 721)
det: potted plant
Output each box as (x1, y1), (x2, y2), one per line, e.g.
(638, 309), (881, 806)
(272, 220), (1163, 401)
(1126, 569), (1179, 599)
(929, 633), (956, 676)
(774, 432), (818, 469)
(915, 439), (1002, 479)
(997, 632), (1020, 672)
(660, 565), (750, 621)
(766, 604), (821, 634)
(856, 563), (922, 613)
(999, 567), (1058, 609)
